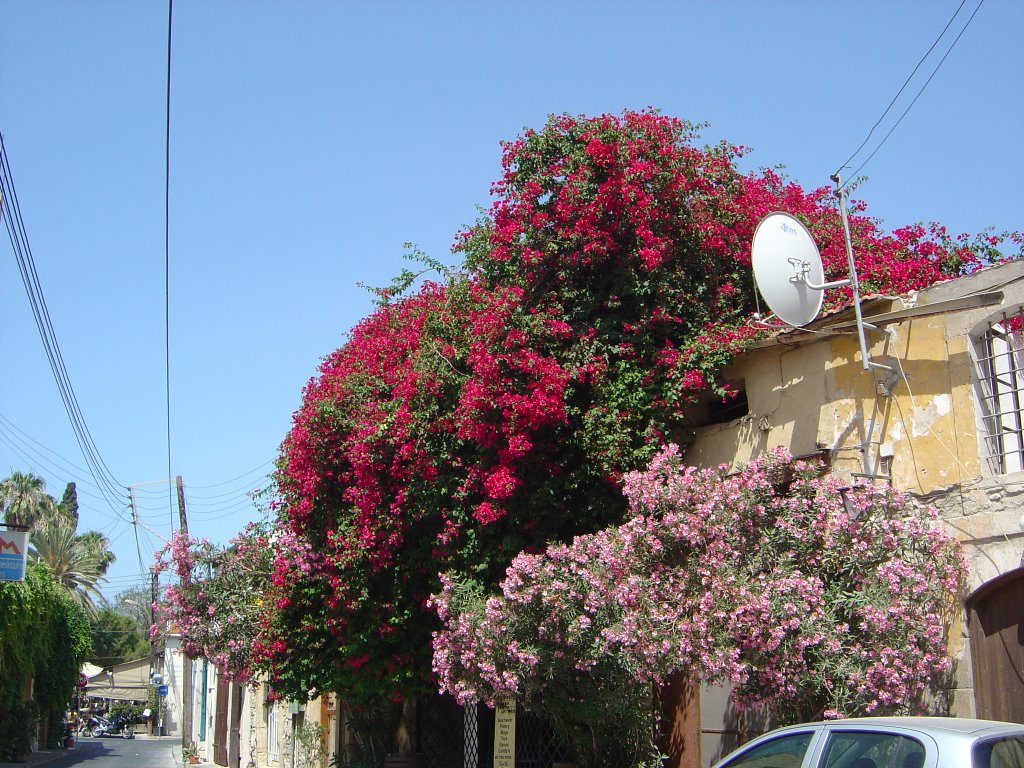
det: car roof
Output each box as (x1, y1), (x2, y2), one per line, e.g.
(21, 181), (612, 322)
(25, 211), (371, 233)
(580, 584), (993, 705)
(711, 717), (1024, 768)
(776, 716), (1024, 739)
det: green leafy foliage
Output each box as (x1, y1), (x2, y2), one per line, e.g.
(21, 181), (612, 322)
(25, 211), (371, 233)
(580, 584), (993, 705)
(0, 562), (92, 755)
(89, 607), (150, 667)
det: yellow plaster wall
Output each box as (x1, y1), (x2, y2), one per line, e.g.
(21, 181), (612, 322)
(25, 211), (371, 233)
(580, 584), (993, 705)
(687, 261), (1024, 725)
(686, 313), (982, 494)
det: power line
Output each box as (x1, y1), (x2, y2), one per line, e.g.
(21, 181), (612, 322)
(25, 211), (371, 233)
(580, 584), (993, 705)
(187, 460), (273, 491)
(127, 460), (271, 501)
(834, 0), (985, 184)
(0, 135), (130, 523)
(0, 413), (129, 517)
(164, 0), (175, 534)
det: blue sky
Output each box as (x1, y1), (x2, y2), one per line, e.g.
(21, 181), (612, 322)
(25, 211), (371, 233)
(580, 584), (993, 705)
(1, 1), (1021, 598)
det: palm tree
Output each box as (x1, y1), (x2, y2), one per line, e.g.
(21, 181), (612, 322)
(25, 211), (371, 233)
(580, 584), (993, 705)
(0, 471), (57, 529)
(76, 530), (117, 575)
(29, 517), (107, 618)
(111, 585), (154, 633)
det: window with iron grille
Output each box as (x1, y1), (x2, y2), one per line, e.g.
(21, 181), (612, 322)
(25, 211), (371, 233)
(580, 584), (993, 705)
(976, 308), (1024, 474)
(266, 701), (279, 763)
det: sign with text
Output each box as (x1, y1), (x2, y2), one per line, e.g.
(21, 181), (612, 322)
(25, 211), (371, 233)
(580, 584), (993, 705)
(493, 696), (516, 768)
(0, 530), (29, 581)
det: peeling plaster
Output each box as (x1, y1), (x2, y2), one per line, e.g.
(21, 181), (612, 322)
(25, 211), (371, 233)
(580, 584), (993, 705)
(912, 394), (951, 437)
(890, 419), (905, 443)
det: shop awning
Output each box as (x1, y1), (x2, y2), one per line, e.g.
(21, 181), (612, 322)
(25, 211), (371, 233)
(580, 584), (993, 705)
(83, 656), (152, 702)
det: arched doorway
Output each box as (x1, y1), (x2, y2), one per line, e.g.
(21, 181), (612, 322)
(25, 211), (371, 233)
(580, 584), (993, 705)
(967, 567), (1024, 723)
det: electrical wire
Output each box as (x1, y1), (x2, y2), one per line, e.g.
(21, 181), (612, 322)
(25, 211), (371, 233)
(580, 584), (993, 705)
(187, 460), (273, 490)
(834, 0), (985, 185)
(0, 415), (127, 508)
(163, 0), (175, 536)
(126, 460), (271, 501)
(0, 429), (128, 521)
(0, 136), (131, 522)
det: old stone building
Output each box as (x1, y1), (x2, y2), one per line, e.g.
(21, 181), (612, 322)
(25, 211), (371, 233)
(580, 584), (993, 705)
(685, 258), (1024, 765)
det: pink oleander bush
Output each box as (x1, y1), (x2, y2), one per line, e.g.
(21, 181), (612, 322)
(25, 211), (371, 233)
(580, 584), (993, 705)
(260, 110), (1010, 703)
(152, 523), (273, 679)
(431, 446), (968, 767)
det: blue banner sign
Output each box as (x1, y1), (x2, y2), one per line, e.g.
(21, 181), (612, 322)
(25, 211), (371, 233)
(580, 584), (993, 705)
(0, 530), (29, 581)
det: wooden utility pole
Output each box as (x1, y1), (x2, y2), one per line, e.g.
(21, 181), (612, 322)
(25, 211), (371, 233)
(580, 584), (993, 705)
(177, 476), (195, 750)
(151, 566), (162, 735)
(132, 485), (160, 736)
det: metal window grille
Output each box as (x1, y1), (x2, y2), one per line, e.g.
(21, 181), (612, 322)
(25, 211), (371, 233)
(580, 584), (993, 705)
(513, 705), (571, 767)
(266, 702), (278, 762)
(417, 694), (476, 768)
(976, 310), (1024, 474)
(417, 695), (570, 768)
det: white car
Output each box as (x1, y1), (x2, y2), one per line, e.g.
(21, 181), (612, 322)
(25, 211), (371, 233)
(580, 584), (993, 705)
(710, 716), (1024, 768)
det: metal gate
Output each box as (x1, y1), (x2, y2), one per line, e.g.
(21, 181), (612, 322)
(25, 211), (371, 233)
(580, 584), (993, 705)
(417, 696), (570, 768)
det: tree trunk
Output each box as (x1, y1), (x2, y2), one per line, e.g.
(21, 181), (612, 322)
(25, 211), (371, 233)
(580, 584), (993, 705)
(658, 672), (701, 768)
(383, 698), (424, 768)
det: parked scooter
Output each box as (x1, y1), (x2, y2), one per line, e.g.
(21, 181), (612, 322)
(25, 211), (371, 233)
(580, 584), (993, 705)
(79, 715), (106, 737)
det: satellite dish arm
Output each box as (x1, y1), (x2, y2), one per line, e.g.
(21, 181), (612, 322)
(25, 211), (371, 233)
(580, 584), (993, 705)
(786, 256), (850, 291)
(831, 173), (891, 372)
(803, 276), (851, 291)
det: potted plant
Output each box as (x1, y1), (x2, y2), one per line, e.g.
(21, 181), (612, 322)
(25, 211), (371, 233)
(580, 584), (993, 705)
(182, 743), (200, 764)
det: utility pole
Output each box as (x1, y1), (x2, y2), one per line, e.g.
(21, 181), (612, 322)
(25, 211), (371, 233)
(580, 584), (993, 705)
(151, 567), (162, 736)
(131, 486), (160, 737)
(177, 476), (195, 751)
(130, 479), (178, 738)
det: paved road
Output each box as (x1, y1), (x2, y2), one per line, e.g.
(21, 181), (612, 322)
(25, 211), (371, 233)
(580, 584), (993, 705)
(0, 736), (183, 768)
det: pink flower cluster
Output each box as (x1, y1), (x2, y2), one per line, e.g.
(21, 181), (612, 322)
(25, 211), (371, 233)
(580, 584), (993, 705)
(153, 524), (274, 680)
(431, 445), (967, 720)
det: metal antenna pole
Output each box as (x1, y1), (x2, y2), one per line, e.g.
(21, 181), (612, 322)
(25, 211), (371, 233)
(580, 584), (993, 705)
(831, 174), (892, 372)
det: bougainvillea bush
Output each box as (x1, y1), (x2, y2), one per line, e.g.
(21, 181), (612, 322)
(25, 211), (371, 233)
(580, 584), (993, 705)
(431, 446), (968, 767)
(260, 110), (1010, 702)
(153, 523), (273, 679)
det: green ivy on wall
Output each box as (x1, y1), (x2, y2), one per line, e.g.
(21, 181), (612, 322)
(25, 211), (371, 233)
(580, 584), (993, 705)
(0, 562), (92, 755)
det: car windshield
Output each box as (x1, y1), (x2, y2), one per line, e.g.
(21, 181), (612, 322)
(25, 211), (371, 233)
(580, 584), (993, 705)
(974, 736), (1024, 768)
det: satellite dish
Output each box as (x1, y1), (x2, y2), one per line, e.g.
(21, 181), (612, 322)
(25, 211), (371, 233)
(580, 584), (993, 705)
(751, 212), (848, 327)
(751, 189), (891, 374)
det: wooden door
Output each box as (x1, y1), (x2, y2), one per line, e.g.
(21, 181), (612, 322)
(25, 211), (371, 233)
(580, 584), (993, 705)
(228, 681), (243, 768)
(968, 567), (1024, 724)
(213, 674), (229, 765)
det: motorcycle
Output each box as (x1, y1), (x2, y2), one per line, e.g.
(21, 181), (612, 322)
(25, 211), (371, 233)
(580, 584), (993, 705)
(79, 715), (106, 737)
(107, 720), (134, 741)
(90, 713), (134, 739)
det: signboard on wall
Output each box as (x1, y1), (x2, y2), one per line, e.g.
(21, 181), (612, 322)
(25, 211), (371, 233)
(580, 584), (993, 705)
(493, 696), (516, 768)
(0, 530), (29, 581)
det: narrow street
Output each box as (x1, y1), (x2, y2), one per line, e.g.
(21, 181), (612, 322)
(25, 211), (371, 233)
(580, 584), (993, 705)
(0, 736), (182, 768)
